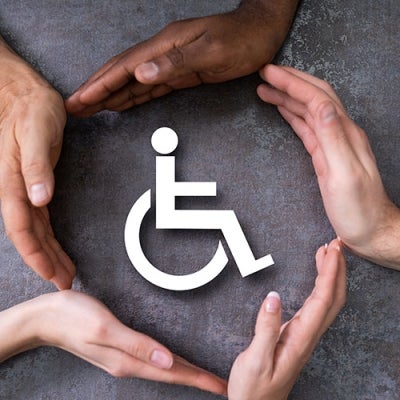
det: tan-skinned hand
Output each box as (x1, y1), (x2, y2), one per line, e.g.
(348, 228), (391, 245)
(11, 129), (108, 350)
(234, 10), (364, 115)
(0, 39), (75, 289)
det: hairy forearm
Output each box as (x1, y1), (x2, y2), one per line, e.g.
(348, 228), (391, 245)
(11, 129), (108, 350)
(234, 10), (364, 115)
(358, 202), (400, 271)
(0, 297), (45, 362)
(0, 34), (48, 93)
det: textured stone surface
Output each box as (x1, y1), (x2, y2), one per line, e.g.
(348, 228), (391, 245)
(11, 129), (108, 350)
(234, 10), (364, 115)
(0, 1), (400, 399)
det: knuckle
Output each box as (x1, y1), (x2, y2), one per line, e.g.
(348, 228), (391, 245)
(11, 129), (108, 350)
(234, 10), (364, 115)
(126, 339), (146, 360)
(91, 315), (111, 342)
(166, 47), (185, 69)
(320, 80), (334, 93)
(22, 160), (49, 179)
(107, 363), (125, 378)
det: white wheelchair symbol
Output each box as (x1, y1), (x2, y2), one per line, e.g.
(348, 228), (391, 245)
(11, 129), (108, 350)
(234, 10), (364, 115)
(124, 127), (274, 291)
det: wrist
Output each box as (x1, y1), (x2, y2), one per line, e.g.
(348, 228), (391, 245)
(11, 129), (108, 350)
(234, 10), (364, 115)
(349, 200), (400, 270)
(0, 42), (53, 99)
(0, 295), (49, 362)
(233, 0), (299, 58)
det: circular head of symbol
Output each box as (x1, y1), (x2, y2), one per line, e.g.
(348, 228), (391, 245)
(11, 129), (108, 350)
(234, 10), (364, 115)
(151, 127), (179, 155)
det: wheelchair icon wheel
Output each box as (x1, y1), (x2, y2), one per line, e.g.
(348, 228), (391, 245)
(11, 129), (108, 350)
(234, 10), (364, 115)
(124, 189), (229, 291)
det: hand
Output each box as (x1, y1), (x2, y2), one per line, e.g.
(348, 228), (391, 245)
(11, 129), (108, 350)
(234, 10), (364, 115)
(228, 239), (346, 400)
(66, 1), (298, 117)
(0, 290), (227, 396)
(0, 39), (75, 288)
(257, 64), (400, 270)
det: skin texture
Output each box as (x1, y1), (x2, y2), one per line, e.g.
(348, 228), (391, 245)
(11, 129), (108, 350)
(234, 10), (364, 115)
(0, 290), (227, 396)
(0, 1), (298, 289)
(257, 65), (400, 270)
(66, 0), (299, 116)
(0, 239), (344, 399)
(228, 239), (346, 400)
(0, 38), (75, 289)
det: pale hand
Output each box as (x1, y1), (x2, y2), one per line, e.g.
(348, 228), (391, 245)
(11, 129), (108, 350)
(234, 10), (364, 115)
(257, 64), (400, 270)
(228, 239), (346, 400)
(0, 290), (227, 396)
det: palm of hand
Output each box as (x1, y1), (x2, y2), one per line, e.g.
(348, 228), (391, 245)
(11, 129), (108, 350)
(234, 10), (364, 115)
(0, 86), (75, 289)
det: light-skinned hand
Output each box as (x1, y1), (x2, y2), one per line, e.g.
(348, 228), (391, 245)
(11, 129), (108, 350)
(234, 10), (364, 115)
(66, 0), (298, 117)
(228, 239), (346, 400)
(0, 38), (75, 289)
(257, 64), (400, 270)
(0, 290), (227, 396)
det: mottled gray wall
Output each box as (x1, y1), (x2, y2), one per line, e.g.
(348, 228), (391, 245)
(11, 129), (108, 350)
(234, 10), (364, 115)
(0, 1), (399, 399)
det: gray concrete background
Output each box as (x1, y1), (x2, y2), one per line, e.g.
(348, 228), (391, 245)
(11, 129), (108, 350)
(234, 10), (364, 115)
(0, 0), (399, 399)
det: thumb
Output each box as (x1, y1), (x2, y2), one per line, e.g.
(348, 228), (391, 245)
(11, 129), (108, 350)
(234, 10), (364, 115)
(19, 119), (62, 207)
(246, 292), (282, 373)
(134, 35), (214, 85)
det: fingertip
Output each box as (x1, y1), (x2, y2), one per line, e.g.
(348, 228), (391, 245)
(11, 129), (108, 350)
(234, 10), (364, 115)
(265, 291), (281, 314)
(328, 238), (343, 253)
(29, 183), (52, 207)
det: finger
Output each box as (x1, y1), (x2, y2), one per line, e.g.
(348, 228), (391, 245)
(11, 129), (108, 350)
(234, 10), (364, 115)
(277, 106), (319, 153)
(1, 198), (55, 281)
(275, 240), (346, 378)
(260, 65), (343, 117)
(75, 344), (227, 395)
(246, 292), (282, 374)
(68, 36), (166, 109)
(44, 236), (76, 290)
(313, 102), (360, 173)
(18, 110), (63, 207)
(279, 66), (344, 108)
(257, 83), (307, 119)
(285, 239), (345, 347)
(101, 81), (174, 113)
(96, 318), (175, 370)
(134, 36), (209, 85)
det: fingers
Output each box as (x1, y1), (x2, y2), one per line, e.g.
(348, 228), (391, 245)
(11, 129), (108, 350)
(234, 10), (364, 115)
(19, 123), (57, 208)
(76, 325), (227, 395)
(244, 292), (282, 375)
(134, 30), (215, 85)
(277, 239), (346, 375)
(1, 199), (75, 289)
(103, 321), (174, 370)
(97, 348), (227, 395)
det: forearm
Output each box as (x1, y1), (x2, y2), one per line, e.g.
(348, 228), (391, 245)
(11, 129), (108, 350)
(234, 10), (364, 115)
(354, 201), (400, 271)
(236, 0), (300, 44)
(0, 297), (45, 362)
(0, 34), (50, 94)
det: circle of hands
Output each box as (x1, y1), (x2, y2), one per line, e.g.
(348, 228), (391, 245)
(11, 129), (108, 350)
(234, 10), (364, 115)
(0, 3), (397, 399)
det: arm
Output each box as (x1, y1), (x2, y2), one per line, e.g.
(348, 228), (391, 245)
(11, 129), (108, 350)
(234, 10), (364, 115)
(0, 35), (75, 288)
(0, 290), (227, 395)
(257, 64), (400, 270)
(66, 0), (299, 117)
(228, 239), (346, 400)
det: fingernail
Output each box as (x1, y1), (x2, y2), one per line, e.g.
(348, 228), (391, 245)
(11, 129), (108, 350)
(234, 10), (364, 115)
(265, 291), (280, 313)
(321, 103), (337, 122)
(324, 243), (328, 250)
(151, 350), (173, 369)
(136, 62), (159, 81)
(30, 183), (49, 205)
